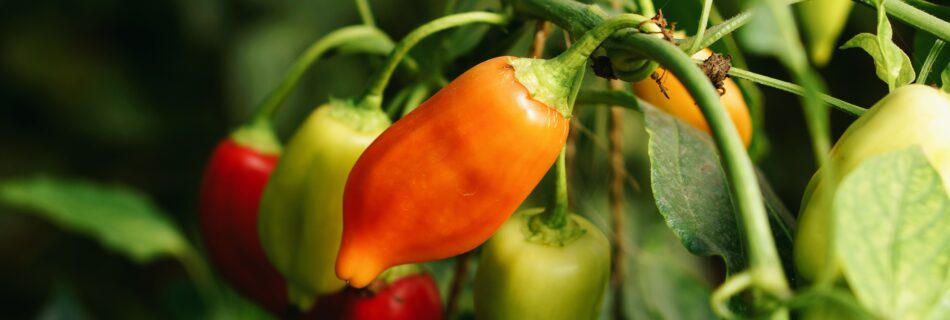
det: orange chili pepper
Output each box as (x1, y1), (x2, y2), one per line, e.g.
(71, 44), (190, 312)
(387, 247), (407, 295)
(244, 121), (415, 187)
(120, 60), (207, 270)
(336, 56), (570, 288)
(632, 49), (752, 146)
(337, 14), (664, 288)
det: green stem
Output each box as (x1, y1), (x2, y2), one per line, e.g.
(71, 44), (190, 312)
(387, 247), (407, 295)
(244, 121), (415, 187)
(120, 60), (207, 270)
(905, 0), (950, 18)
(552, 14), (658, 75)
(688, 0), (714, 54)
(515, 0), (792, 307)
(725, 66), (867, 117)
(542, 148), (570, 228)
(705, 3), (769, 161)
(511, 13), (658, 116)
(625, 31), (791, 302)
(854, 0), (950, 42)
(679, 0), (803, 55)
(250, 25), (392, 124)
(636, 0), (656, 16)
(177, 248), (220, 309)
(356, 12), (509, 110)
(355, 0), (376, 27)
(758, 0), (833, 294)
(917, 39), (945, 84)
(400, 82), (432, 116)
(711, 271), (753, 319)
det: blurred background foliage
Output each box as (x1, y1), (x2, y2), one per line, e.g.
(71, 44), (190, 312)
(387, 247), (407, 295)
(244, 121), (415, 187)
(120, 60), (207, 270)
(0, 0), (913, 318)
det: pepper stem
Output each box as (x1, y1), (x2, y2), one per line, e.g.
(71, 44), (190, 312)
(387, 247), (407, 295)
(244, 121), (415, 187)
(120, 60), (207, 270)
(542, 147), (570, 228)
(550, 13), (659, 73)
(511, 13), (661, 117)
(355, 12), (510, 110)
(249, 25), (393, 126)
(528, 147), (584, 246)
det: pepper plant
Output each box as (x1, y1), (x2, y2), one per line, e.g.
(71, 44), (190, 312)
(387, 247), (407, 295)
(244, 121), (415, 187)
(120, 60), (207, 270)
(0, 0), (948, 319)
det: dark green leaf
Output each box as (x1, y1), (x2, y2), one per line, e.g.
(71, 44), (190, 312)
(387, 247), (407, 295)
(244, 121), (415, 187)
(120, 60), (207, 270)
(833, 146), (950, 319)
(642, 103), (745, 273)
(642, 103), (795, 276)
(37, 287), (91, 320)
(0, 175), (190, 263)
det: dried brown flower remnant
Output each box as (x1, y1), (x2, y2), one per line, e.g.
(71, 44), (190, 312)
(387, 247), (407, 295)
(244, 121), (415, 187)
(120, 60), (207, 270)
(640, 10), (676, 44)
(701, 53), (732, 96)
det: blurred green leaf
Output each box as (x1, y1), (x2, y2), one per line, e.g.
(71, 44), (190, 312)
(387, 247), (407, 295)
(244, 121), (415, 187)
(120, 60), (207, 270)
(206, 284), (274, 320)
(736, 3), (785, 57)
(0, 175), (190, 263)
(628, 227), (716, 320)
(833, 146), (950, 319)
(36, 287), (90, 320)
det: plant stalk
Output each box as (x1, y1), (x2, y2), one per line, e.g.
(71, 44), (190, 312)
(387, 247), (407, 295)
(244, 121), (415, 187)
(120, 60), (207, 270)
(357, 12), (509, 110)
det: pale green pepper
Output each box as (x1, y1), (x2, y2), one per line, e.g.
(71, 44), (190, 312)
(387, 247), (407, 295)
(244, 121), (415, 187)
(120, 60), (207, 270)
(258, 101), (389, 310)
(795, 84), (950, 281)
(474, 208), (611, 320)
(797, 0), (853, 66)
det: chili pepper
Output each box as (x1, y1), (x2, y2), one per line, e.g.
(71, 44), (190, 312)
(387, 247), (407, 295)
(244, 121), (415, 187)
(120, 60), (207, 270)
(337, 14), (661, 289)
(258, 12), (510, 310)
(795, 84), (950, 281)
(632, 49), (752, 146)
(198, 24), (396, 313)
(473, 208), (611, 320)
(199, 128), (285, 313)
(797, 0), (853, 67)
(304, 265), (442, 319)
(259, 102), (390, 310)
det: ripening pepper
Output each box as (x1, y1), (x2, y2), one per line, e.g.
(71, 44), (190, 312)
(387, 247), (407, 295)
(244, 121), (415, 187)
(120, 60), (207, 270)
(258, 102), (390, 309)
(795, 84), (950, 281)
(336, 56), (570, 288)
(797, 0), (853, 66)
(632, 49), (752, 146)
(199, 124), (287, 313)
(474, 208), (610, 320)
(337, 14), (662, 289)
(257, 11), (512, 309)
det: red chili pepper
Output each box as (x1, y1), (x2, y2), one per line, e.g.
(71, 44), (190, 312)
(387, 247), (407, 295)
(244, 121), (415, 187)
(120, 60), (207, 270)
(307, 266), (443, 320)
(198, 137), (286, 313)
(198, 23), (397, 312)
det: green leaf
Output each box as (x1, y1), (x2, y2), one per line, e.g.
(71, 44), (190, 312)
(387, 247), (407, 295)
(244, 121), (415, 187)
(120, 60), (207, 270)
(642, 103), (795, 277)
(630, 227), (716, 320)
(37, 287), (91, 320)
(833, 146), (950, 319)
(0, 175), (190, 263)
(736, 3), (784, 57)
(642, 102), (746, 273)
(840, 1), (916, 90)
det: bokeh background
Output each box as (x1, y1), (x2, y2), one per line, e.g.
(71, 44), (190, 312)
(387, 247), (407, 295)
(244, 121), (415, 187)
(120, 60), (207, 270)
(0, 0), (930, 318)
